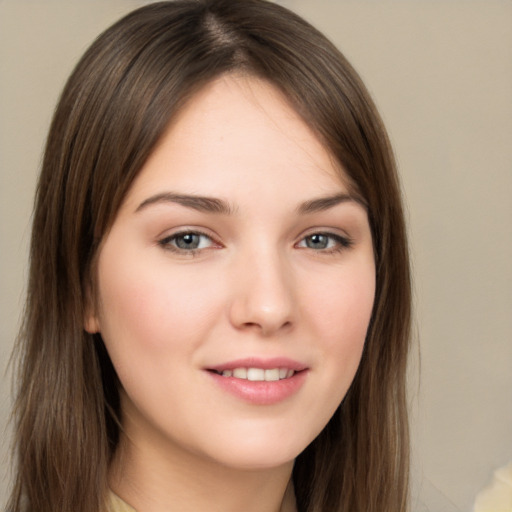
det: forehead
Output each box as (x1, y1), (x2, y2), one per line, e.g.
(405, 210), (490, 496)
(121, 74), (351, 212)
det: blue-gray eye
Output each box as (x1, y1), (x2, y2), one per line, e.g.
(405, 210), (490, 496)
(174, 233), (202, 249)
(305, 234), (330, 249)
(298, 233), (352, 252)
(160, 231), (214, 252)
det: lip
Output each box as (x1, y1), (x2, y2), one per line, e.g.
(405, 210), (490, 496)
(205, 357), (309, 405)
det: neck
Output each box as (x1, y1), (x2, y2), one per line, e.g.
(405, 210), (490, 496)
(109, 431), (296, 512)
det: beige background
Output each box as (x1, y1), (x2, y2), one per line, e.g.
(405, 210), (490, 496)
(1, 1), (511, 510)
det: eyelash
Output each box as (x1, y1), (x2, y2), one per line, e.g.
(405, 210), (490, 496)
(157, 230), (353, 256)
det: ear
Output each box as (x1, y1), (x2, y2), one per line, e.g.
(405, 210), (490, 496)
(84, 308), (100, 334)
(84, 282), (101, 334)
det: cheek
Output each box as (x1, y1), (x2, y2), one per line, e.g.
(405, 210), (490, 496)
(94, 244), (221, 362)
(304, 262), (375, 386)
(306, 261), (375, 341)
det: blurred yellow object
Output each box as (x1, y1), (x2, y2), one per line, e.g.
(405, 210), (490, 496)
(107, 491), (136, 512)
(474, 462), (512, 512)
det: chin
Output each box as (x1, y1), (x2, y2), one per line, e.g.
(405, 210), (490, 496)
(207, 447), (297, 472)
(194, 425), (316, 471)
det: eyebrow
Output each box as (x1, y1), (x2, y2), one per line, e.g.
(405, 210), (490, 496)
(135, 192), (236, 215)
(297, 193), (365, 214)
(135, 191), (364, 215)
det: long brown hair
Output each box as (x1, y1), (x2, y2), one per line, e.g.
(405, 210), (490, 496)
(9, 1), (411, 511)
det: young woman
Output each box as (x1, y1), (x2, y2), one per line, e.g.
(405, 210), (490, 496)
(8, 1), (411, 511)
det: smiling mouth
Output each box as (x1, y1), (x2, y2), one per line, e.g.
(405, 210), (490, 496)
(207, 362), (308, 404)
(211, 367), (296, 382)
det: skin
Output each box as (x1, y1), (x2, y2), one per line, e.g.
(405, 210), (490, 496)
(86, 74), (376, 512)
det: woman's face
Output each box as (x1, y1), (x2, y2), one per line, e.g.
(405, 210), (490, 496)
(87, 75), (375, 471)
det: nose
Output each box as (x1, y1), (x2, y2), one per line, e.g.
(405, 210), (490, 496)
(228, 247), (295, 337)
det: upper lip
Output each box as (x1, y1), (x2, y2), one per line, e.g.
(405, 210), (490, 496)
(207, 357), (308, 372)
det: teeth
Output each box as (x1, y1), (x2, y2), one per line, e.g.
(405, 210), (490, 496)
(233, 368), (247, 379)
(247, 368), (264, 381)
(219, 367), (295, 381)
(265, 368), (280, 381)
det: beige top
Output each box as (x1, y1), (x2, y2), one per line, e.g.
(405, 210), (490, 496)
(107, 491), (137, 512)
(107, 483), (297, 512)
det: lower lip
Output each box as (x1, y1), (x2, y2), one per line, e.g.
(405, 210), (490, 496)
(207, 370), (308, 405)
